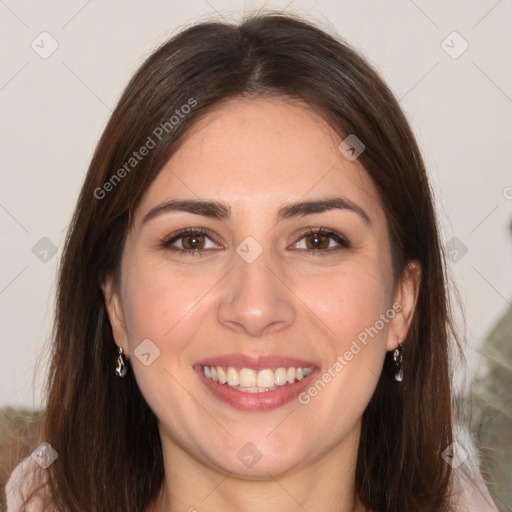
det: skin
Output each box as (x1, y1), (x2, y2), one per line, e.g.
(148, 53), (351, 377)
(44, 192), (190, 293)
(102, 97), (421, 512)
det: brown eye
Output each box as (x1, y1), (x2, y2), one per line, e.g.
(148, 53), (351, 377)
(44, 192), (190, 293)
(292, 228), (351, 255)
(181, 233), (206, 250)
(304, 232), (330, 250)
(161, 229), (219, 256)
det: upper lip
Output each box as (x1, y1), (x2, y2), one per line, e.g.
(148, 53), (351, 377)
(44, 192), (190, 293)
(195, 353), (319, 370)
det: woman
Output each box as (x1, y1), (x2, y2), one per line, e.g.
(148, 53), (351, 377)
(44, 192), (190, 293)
(5, 12), (498, 512)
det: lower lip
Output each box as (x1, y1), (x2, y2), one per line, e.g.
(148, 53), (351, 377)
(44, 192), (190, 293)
(194, 366), (318, 411)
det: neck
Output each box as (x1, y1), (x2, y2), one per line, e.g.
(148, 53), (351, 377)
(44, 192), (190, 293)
(151, 424), (364, 512)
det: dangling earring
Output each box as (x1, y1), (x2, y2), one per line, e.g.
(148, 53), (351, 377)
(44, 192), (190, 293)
(393, 341), (404, 382)
(115, 347), (129, 378)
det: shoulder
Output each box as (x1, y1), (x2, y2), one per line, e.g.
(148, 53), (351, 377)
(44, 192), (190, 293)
(4, 455), (51, 512)
(445, 422), (498, 512)
(450, 465), (499, 512)
(447, 420), (499, 512)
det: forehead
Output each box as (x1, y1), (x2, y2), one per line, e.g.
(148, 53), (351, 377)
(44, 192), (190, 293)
(134, 96), (383, 225)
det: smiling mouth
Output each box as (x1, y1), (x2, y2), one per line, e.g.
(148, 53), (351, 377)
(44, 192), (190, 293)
(201, 365), (313, 393)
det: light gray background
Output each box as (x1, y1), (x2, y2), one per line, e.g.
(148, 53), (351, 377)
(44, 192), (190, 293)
(1, 0), (511, 409)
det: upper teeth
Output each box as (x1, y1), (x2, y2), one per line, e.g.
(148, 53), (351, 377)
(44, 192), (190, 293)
(202, 365), (313, 391)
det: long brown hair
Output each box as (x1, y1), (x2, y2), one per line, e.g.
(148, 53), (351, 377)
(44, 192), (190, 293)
(24, 12), (462, 511)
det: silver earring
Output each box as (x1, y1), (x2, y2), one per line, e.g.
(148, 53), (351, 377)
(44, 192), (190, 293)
(115, 347), (129, 378)
(393, 342), (404, 382)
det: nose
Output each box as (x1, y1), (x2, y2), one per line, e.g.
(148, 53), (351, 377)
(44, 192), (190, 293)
(216, 249), (296, 338)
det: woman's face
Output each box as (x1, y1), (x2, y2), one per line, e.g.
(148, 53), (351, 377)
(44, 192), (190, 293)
(103, 97), (419, 479)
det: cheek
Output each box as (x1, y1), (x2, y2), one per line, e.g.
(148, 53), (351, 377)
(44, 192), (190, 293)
(290, 260), (393, 445)
(122, 259), (224, 360)
(299, 261), (391, 397)
(119, 263), (206, 418)
(299, 268), (390, 408)
(301, 260), (393, 345)
(121, 265), (186, 352)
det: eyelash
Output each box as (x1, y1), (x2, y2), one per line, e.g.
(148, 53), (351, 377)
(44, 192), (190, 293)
(160, 227), (351, 257)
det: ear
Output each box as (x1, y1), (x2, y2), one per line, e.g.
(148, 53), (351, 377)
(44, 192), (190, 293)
(101, 276), (130, 356)
(386, 259), (422, 352)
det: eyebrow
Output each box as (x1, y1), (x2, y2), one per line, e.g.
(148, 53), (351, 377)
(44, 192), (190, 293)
(141, 196), (372, 226)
